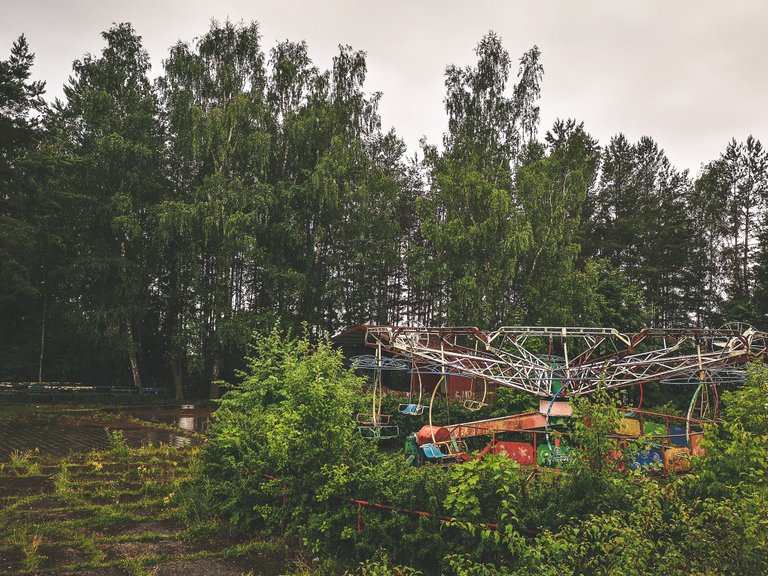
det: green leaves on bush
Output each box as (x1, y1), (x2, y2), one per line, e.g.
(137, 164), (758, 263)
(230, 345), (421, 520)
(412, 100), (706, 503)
(186, 340), (768, 575)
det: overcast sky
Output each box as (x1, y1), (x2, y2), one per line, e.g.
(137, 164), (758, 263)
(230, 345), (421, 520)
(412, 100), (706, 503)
(2, 0), (767, 175)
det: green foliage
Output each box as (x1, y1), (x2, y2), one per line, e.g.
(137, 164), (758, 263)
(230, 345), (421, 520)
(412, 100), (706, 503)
(187, 345), (768, 574)
(350, 553), (423, 576)
(0, 35), (60, 381)
(514, 120), (601, 325)
(415, 34), (541, 327)
(106, 429), (130, 456)
(686, 361), (768, 503)
(581, 258), (647, 331)
(20, 531), (46, 571)
(443, 365), (768, 575)
(722, 361), (768, 435)
(210, 325), (363, 476)
(487, 387), (539, 417)
(584, 134), (696, 327)
(445, 455), (520, 523)
(9, 449), (41, 476)
(569, 384), (623, 472)
(190, 326), (365, 538)
(188, 328), (503, 568)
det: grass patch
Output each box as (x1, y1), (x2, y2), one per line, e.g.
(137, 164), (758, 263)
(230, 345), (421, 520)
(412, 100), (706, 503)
(95, 531), (176, 544)
(6, 528), (48, 572)
(0, 409), (286, 575)
(218, 538), (284, 558)
(9, 449), (42, 476)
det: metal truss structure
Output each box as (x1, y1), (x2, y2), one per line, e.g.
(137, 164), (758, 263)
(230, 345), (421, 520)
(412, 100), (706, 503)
(357, 324), (768, 397)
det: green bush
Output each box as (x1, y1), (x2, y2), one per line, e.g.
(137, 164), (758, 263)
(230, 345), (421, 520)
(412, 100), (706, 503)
(195, 326), (369, 534)
(183, 327), (480, 567)
(722, 361), (768, 435)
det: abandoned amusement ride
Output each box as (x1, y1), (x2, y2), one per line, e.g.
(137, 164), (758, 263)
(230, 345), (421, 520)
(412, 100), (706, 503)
(333, 323), (768, 472)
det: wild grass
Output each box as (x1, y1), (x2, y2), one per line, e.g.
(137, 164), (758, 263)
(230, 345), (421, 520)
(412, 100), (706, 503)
(18, 531), (46, 571)
(0, 411), (282, 575)
(106, 428), (130, 457)
(9, 449), (42, 476)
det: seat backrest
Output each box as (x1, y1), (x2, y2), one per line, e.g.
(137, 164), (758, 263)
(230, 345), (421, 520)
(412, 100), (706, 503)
(421, 443), (445, 459)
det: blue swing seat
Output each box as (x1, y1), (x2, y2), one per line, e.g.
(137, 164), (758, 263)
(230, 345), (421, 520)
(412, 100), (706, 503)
(398, 403), (425, 415)
(421, 443), (449, 459)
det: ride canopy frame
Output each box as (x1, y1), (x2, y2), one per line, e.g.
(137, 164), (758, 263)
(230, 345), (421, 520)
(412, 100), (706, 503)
(357, 324), (767, 397)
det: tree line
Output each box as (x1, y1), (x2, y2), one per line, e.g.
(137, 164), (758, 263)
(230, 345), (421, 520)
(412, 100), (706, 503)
(1, 21), (766, 396)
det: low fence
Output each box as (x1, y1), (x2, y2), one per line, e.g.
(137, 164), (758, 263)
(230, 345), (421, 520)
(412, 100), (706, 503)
(256, 471), (501, 536)
(0, 382), (169, 404)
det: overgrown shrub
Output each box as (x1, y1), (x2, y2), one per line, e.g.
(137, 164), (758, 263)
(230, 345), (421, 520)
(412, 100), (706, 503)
(184, 332), (768, 574)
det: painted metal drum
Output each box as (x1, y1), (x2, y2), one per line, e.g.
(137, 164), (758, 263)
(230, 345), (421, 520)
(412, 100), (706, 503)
(537, 444), (572, 468)
(664, 447), (691, 472)
(627, 448), (663, 471)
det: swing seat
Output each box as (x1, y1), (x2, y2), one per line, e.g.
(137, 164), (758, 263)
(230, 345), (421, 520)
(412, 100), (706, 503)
(668, 425), (688, 447)
(356, 413), (392, 425)
(357, 424), (399, 440)
(463, 399), (487, 411)
(398, 403), (425, 415)
(440, 439), (468, 456)
(421, 443), (449, 459)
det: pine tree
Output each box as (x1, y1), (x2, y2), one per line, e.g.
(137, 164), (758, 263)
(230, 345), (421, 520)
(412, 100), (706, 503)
(693, 137), (768, 324)
(586, 135), (693, 326)
(0, 35), (50, 380)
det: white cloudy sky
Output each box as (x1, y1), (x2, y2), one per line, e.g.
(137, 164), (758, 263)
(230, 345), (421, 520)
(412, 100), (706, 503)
(2, 0), (767, 175)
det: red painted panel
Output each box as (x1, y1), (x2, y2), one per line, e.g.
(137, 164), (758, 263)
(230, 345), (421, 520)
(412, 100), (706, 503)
(509, 414), (547, 430)
(539, 400), (573, 416)
(413, 372), (443, 395)
(448, 375), (474, 399)
(690, 432), (706, 456)
(492, 441), (535, 466)
(415, 425), (451, 446)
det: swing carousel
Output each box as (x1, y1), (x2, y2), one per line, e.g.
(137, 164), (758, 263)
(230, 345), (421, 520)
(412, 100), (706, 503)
(336, 322), (768, 470)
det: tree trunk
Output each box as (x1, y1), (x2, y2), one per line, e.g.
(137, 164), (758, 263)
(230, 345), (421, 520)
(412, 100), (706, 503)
(38, 297), (46, 383)
(120, 240), (142, 389)
(209, 353), (221, 399)
(744, 201), (750, 295)
(126, 321), (142, 389)
(171, 354), (184, 400)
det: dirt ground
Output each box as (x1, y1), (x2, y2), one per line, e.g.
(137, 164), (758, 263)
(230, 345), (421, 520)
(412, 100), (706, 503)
(0, 408), (287, 576)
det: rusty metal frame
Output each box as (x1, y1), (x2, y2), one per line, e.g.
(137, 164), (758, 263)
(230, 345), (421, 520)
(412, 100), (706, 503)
(360, 324), (767, 398)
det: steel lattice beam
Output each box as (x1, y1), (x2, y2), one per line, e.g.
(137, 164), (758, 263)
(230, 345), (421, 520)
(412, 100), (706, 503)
(359, 325), (768, 397)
